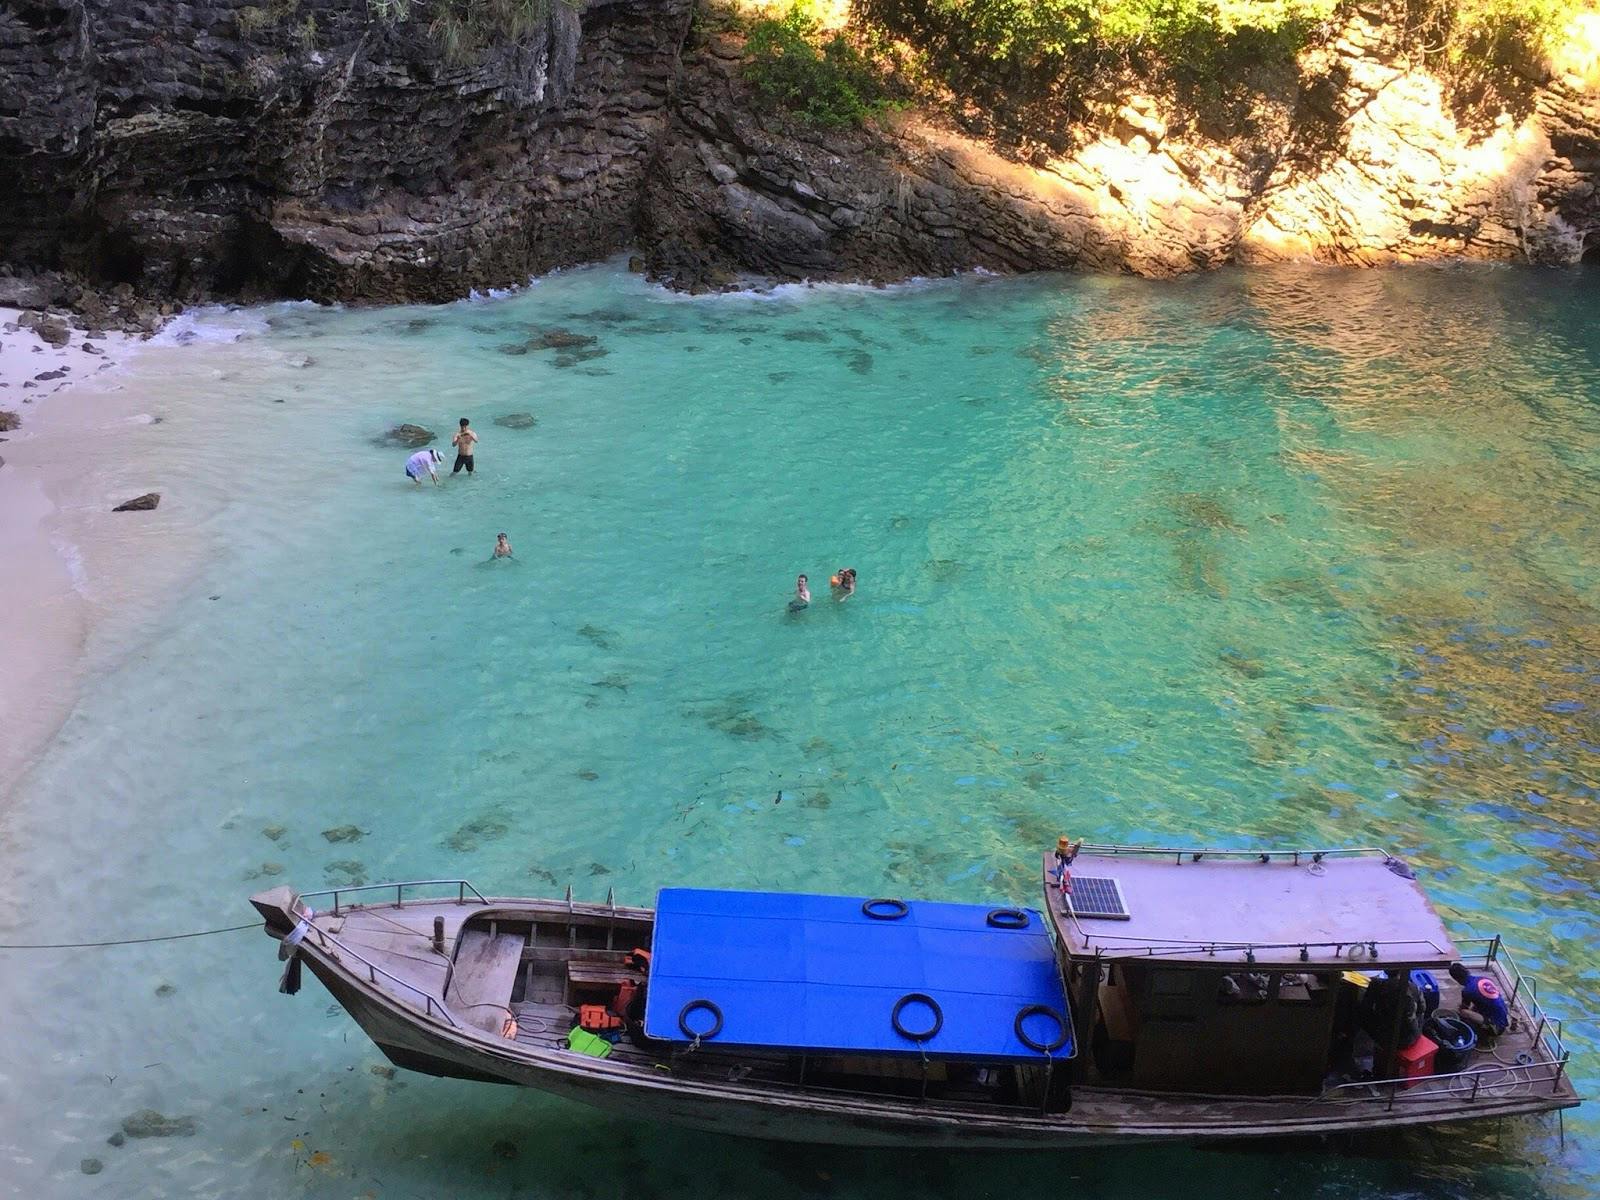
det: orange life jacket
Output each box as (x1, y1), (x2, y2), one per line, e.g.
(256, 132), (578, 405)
(580, 1004), (624, 1033)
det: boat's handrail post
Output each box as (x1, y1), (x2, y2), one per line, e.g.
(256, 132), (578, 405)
(458, 881), (465, 905)
(1387, 1081), (1398, 1111)
(1552, 1051), (1569, 1094)
(395, 884), (404, 909)
(1470, 1073), (1481, 1101)
(331, 889), (341, 917)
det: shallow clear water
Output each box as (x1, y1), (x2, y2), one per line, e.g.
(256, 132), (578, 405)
(3, 261), (1599, 1198)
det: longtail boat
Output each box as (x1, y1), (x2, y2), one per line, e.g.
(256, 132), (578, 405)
(251, 842), (1579, 1147)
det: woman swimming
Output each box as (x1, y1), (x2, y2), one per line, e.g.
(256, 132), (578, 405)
(830, 568), (856, 600)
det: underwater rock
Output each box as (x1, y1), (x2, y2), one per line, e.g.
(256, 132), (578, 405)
(321, 825), (367, 843)
(112, 492), (160, 512)
(532, 328), (598, 350)
(552, 346), (609, 368)
(80, 1159), (103, 1175)
(768, 371), (795, 383)
(494, 412), (538, 430)
(577, 624), (616, 650)
(261, 824), (287, 841)
(577, 769), (599, 781)
(121, 1109), (197, 1139)
(324, 860), (367, 886)
(589, 862), (611, 876)
(105, 1132), (125, 1148)
(1219, 650), (1266, 679)
(381, 424), (435, 448)
(445, 813), (511, 853)
(286, 354), (314, 369)
(590, 674), (629, 692)
(925, 559), (963, 582)
(888, 515), (911, 530)
(369, 1064), (396, 1079)
(154, 982), (176, 998)
(839, 348), (873, 375)
(1170, 492), (1243, 532)
(0, 411), (18, 431)
(782, 328), (830, 343)
(33, 367), (67, 381)
(804, 792), (831, 810)
(244, 862), (285, 880)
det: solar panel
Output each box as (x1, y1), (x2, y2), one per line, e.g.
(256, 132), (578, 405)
(1068, 876), (1130, 920)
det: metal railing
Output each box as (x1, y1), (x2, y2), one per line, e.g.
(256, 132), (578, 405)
(1076, 843), (1391, 865)
(1458, 935), (1572, 1072)
(298, 912), (463, 1029)
(1318, 936), (1575, 1109)
(1322, 1056), (1573, 1109)
(288, 879), (491, 1031)
(295, 878), (488, 917)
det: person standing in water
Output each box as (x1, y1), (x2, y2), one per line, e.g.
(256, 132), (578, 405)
(788, 574), (810, 612)
(830, 567), (856, 600)
(451, 417), (479, 476)
(405, 447), (443, 486)
(494, 533), (514, 558)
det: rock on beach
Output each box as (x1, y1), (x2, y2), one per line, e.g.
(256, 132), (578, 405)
(112, 492), (160, 512)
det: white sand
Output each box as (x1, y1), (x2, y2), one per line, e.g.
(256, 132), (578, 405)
(0, 308), (168, 803)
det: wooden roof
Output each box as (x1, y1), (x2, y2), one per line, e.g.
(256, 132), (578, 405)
(1042, 847), (1459, 968)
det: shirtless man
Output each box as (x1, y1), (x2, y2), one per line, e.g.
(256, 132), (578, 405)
(451, 417), (479, 475)
(405, 447), (443, 486)
(788, 574), (810, 612)
(494, 533), (513, 558)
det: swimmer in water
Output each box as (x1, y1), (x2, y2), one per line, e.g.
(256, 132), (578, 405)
(830, 567), (856, 600)
(788, 574), (810, 612)
(405, 447), (444, 486)
(494, 533), (513, 558)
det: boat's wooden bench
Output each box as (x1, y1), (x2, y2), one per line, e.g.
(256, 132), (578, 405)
(564, 960), (644, 1005)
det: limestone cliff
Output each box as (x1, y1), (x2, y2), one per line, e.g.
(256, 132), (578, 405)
(0, 0), (693, 307)
(0, 0), (1597, 310)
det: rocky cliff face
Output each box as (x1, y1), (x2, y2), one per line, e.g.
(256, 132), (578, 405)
(641, 7), (1600, 291)
(1, 1), (1597, 309)
(0, 0), (692, 307)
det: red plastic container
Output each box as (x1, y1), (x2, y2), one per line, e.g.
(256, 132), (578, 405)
(1396, 1034), (1439, 1087)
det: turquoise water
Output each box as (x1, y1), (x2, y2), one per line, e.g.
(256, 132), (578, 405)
(2, 260), (1598, 1198)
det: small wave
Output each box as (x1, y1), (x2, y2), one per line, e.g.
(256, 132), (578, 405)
(49, 534), (90, 598)
(646, 271), (959, 305)
(149, 306), (274, 346)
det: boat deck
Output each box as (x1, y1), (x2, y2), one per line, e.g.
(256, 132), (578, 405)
(274, 887), (1579, 1140)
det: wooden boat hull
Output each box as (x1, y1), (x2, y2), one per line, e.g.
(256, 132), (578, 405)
(267, 889), (1579, 1150)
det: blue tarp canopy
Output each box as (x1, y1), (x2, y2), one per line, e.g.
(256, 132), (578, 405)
(642, 888), (1073, 1062)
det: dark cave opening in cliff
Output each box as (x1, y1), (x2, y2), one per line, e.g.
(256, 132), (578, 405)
(1583, 235), (1600, 265)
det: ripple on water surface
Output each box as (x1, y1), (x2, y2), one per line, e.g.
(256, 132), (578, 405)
(2, 261), (1598, 1198)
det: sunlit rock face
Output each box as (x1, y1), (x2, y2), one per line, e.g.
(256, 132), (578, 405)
(1239, 8), (1600, 269)
(642, 7), (1600, 289)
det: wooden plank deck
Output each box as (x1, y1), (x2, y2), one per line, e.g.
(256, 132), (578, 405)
(450, 926), (529, 1032)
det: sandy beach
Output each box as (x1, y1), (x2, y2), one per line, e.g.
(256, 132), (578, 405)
(0, 308), (171, 803)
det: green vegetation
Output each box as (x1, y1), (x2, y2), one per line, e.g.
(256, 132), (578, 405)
(856, 0), (1336, 96)
(743, 4), (897, 127)
(364, 0), (562, 63)
(1412, 0), (1585, 71)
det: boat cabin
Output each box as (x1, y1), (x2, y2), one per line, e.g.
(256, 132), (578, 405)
(1044, 846), (1463, 1095)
